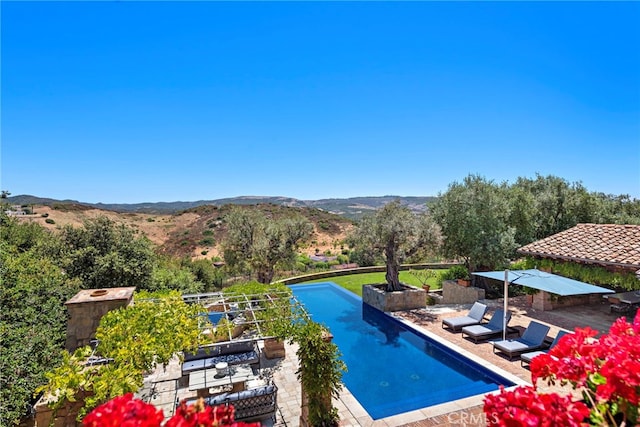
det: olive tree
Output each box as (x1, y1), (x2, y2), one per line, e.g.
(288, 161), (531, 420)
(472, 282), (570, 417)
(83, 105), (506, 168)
(347, 200), (441, 291)
(222, 207), (313, 284)
(431, 174), (516, 272)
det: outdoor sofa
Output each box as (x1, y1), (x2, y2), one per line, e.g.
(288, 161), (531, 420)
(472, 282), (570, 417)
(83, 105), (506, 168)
(461, 309), (512, 343)
(182, 340), (260, 375)
(183, 383), (278, 423)
(491, 321), (550, 360)
(441, 302), (488, 332)
(521, 330), (569, 367)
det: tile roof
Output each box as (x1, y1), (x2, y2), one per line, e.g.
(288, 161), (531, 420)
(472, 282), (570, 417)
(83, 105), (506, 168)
(517, 223), (640, 269)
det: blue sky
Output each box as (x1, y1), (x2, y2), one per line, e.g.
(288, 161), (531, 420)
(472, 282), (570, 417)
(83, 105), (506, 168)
(2, 1), (639, 204)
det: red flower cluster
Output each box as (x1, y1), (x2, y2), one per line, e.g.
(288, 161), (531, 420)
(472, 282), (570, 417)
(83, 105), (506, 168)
(529, 326), (600, 387)
(83, 394), (163, 427)
(484, 309), (640, 426)
(484, 385), (590, 427)
(166, 399), (259, 427)
(83, 394), (260, 427)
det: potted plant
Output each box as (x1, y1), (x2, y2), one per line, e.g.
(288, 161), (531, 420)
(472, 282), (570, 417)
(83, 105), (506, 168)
(408, 269), (436, 293)
(450, 265), (471, 286)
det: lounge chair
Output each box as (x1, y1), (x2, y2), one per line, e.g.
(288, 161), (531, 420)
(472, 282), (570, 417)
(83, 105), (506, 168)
(492, 321), (551, 360)
(461, 309), (512, 343)
(520, 330), (569, 367)
(442, 302), (488, 332)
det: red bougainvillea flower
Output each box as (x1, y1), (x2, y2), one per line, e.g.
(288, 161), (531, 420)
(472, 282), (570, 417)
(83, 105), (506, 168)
(84, 395), (260, 427)
(165, 399), (260, 427)
(83, 393), (164, 427)
(633, 309), (640, 335)
(484, 385), (590, 427)
(506, 309), (640, 426)
(531, 326), (599, 387)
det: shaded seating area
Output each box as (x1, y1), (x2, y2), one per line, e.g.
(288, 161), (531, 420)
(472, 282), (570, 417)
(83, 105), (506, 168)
(461, 309), (512, 343)
(166, 290), (295, 420)
(491, 321), (550, 360)
(442, 302), (488, 332)
(184, 383), (278, 423)
(521, 330), (569, 367)
(181, 340), (260, 375)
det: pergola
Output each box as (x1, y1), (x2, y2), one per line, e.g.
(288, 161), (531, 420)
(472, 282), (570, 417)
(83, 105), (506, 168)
(136, 289), (308, 418)
(180, 289), (308, 344)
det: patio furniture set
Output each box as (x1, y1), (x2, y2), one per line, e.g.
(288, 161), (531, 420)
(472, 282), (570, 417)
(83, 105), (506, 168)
(441, 302), (570, 365)
(603, 290), (640, 314)
(179, 339), (278, 423)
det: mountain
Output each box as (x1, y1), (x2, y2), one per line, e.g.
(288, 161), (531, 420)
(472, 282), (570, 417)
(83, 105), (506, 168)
(6, 195), (437, 220)
(305, 196), (435, 219)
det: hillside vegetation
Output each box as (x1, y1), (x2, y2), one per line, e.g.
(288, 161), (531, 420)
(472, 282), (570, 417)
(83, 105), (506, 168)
(10, 203), (353, 260)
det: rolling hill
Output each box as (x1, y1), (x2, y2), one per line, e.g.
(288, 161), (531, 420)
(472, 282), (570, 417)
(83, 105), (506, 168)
(6, 194), (436, 220)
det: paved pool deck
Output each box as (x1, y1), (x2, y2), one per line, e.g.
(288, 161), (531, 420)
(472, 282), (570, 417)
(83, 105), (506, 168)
(268, 295), (630, 427)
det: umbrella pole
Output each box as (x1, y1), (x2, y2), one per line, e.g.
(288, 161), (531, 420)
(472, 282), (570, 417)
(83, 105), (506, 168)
(504, 269), (509, 341)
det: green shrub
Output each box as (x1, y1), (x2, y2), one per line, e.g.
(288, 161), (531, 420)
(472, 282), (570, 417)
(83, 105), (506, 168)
(297, 254), (312, 265)
(201, 250), (208, 256)
(45, 218), (55, 224)
(313, 261), (330, 270)
(448, 265), (469, 280)
(199, 237), (215, 246)
(146, 217), (155, 222)
(202, 229), (214, 236)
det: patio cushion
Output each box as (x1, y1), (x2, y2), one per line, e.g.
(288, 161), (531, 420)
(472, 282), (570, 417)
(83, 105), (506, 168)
(492, 321), (550, 360)
(461, 309), (511, 343)
(521, 330), (569, 367)
(442, 302), (488, 332)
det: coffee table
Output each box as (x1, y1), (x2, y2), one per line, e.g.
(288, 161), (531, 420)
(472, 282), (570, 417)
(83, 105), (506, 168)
(188, 364), (254, 394)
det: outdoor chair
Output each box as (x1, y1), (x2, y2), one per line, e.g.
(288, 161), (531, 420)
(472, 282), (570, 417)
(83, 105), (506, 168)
(521, 330), (569, 367)
(461, 309), (512, 343)
(492, 321), (550, 361)
(608, 297), (631, 314)
(441, 302), (488, 332)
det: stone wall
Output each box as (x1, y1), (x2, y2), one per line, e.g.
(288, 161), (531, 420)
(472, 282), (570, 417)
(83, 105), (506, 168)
(532, 291), (601, 311)
(442, 280), (486, 304)
(362, 284), (426, 312)
(276, 262), (460, 285)
(30, 392), (92, 427)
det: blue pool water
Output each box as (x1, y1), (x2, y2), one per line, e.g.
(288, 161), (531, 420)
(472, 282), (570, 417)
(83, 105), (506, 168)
(290, 282), (515, 420)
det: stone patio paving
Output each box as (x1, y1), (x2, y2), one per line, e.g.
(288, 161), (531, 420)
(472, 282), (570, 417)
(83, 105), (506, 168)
(266, 295), (631, 427)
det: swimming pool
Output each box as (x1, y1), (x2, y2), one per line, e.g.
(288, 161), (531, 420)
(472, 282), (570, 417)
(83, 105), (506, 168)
(290, 282), (516, 420)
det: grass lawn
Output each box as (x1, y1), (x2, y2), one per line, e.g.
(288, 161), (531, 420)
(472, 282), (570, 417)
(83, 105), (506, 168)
(301, 270), (442, 297)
